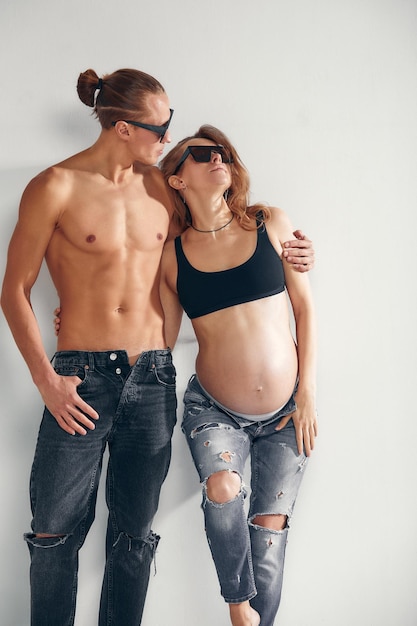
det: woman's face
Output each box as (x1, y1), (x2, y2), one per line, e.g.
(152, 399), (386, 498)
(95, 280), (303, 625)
(174, 139), (232, 192)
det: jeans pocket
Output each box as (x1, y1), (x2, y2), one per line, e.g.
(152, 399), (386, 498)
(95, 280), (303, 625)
(182, 394), (215, 434)
(183, 385), (213, 409)
(152, 362), (176, 388)
(54, 364), (89, 389)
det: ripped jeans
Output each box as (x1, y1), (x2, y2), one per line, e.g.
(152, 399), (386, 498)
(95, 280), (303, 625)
(25, 350), (177, 626)
(181, 375), (307, 626)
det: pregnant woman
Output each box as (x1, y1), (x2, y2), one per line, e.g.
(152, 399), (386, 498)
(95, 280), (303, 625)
(159, 125), (317, 626)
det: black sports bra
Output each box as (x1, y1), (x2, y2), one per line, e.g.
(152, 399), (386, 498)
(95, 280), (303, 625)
(175, 222), (286, 319)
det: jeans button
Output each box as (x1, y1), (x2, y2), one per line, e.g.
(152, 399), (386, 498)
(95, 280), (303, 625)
(110, 353), (117, 361)
(115, 367), (122, 374)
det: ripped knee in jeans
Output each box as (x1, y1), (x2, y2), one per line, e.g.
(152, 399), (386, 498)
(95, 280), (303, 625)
(250, 514), (288, 532)
(205, 470), (242, 504)
(24, 533), (70, 548)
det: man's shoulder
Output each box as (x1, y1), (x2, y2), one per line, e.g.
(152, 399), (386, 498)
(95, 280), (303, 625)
(133, 162), (163, 181)
(133, 162), (174, 217)
(22, 164), (74, 209)
(30, 152), (85, 185)
(34, 150), (97, 188)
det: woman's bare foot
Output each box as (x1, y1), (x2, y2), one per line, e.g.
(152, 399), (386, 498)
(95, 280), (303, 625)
(229, 602), (260, 626)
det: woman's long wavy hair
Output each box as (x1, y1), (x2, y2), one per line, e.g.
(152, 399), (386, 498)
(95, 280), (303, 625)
(159, 125), (270, 233)
(77, 68), (166, 130)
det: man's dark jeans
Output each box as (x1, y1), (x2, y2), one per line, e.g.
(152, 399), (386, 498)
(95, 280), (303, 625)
(25, 349), (177, 626)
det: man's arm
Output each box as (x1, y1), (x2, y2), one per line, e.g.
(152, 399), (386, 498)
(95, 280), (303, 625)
(283, 229), (315, 272)
(0, 171), (98, 435)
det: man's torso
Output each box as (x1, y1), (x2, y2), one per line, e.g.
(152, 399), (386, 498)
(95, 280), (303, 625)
(45, 159), (172, 361)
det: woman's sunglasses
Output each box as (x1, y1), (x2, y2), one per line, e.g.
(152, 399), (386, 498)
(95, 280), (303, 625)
(111, 109), (174, 142)
(173, 145), (233, 175)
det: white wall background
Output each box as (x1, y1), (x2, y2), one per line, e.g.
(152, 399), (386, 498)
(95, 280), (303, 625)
(1, 1), (416, 624)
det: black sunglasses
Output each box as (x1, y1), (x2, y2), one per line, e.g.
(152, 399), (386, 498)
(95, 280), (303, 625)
(173, 145), (233, 175)
(111, 109), (174, 142)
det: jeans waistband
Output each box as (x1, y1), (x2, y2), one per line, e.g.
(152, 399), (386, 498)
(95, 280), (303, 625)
(52, 349), (172, 371)
(195, 375), (288, 421)
(189, 374), (298, 427)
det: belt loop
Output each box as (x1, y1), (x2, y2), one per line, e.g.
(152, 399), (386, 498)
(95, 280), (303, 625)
(148, 350), (155, 371)
(88, 352), (95, 371)
(50, 352), (57, 365)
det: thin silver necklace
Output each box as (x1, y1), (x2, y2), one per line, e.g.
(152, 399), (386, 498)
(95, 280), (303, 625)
(190, 214), (234, 233)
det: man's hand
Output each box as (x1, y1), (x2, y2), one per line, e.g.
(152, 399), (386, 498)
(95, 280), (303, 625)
(283, 230), (315, 272)
(39, 371), (99, 436)
(49, 306), (98, 434)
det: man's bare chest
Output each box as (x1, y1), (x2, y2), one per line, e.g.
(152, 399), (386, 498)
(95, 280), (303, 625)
(55, 194), (169, 254)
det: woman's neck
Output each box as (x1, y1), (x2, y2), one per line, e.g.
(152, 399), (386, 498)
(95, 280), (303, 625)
(187, 195), (231, 233)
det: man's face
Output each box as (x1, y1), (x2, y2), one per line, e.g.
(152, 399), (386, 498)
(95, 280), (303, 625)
(127, 93), (173, 166)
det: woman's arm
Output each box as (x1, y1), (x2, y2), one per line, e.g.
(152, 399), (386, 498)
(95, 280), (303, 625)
(267, 208), (318, 456)
(159, 241), (184, 350)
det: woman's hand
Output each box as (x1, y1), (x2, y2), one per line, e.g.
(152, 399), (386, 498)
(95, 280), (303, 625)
(53, 307), (61, 336)
(275, 389), (318, 457)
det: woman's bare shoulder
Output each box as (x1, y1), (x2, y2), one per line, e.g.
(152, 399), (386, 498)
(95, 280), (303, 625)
(265, 206), (295, 244)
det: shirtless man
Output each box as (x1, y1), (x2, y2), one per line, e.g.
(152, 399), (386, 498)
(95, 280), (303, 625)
(1, 67), (315, 626)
